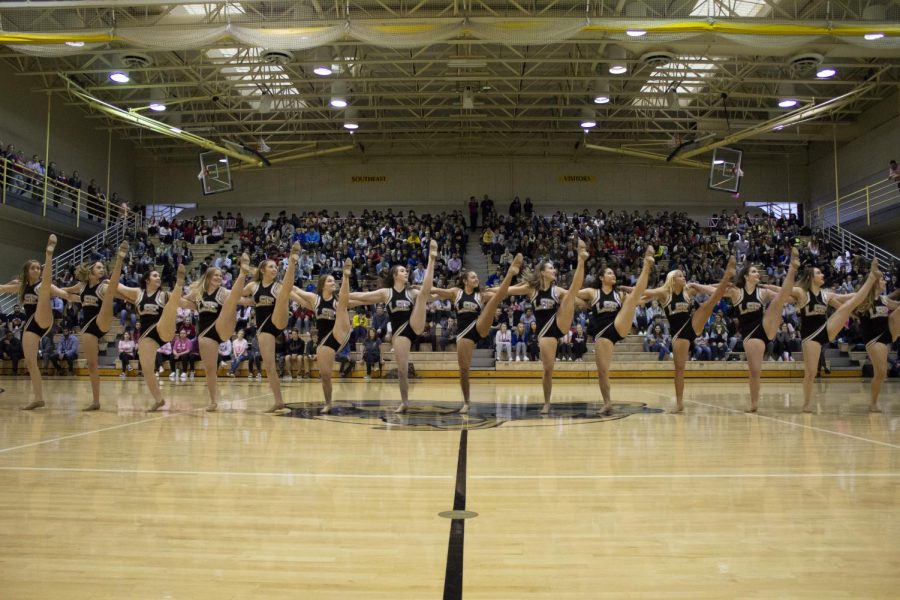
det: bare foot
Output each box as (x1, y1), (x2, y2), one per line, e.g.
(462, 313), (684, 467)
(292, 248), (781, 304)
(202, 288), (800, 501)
(82, 402), (100, 412)
(789, 246), (800, 271)
(290, 242), (301, 262)
(868, 258), (881, 282)
(117, 240), (130, 258)
(869, 404), (882, 413)
(265, 403), (285, 413)
(577, 239), (588, 262)
(600, 402), (613, 416)
(540, 403), (551, 415)
(429, 239), (438, 260)
(802, 403), (813, 414)
(395, 402), (408, 414)
(459, 403), (470, 414)
(668, 405), (684, 414)
(745, 406), (758, 414)
(148, 399), (165, 412)
(509, 253), (523, 276)
(240, 253), (251, 275)
(725, 255), (737, 279)
(175, 263), (185, 284)
(319, 403), (333, 415)
(46, 234), (57, 254)
(205, 403), (217, 412)
(644, 246), (656, 268)
(21, 400), (45, 411)
(343, 258), (352, 278)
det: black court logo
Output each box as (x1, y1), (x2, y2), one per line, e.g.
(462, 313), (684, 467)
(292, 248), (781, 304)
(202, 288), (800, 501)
(282, 400), (663, 431)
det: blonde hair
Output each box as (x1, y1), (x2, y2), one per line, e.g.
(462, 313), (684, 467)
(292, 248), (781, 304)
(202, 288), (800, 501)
(662, 270), (693, 302)
(190, 267), (220, 297)
(855, 278), (881, 315)
(18, 260), (40, 304)
(75, 260), (103, 283)
(522, 260), (551, 290)
(253, 260), (275, 285)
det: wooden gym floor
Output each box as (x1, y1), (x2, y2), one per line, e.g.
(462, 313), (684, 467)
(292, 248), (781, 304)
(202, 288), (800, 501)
(0, 377), (897, 599)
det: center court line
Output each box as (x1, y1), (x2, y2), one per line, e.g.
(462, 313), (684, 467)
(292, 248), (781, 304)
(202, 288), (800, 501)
(0, 466), (896, 480)
(0, 391), (276, 455)
(685, 398), (900, 450)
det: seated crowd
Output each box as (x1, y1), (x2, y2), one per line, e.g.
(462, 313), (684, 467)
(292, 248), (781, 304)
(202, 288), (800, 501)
(1, 202), (897, 378)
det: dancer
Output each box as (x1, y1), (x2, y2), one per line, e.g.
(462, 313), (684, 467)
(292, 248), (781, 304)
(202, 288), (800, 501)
(502, 240), (588, 414)
(767, 260), (881, 413)
(642, 257), (737, 413)
(350, 240), (439, 413)
(430, 253), (523, 413)
(855, 272), (899, 412)
(243, 242), (300, 413)
(577, 246), (656, 415)
(722, 247), (800, 413)
(183, 254), (251, 411)
(116, 264), (186, 411)
(61, 241), (129, 411)
(0, 235), (64, 410)
(290, 258), (357, 414)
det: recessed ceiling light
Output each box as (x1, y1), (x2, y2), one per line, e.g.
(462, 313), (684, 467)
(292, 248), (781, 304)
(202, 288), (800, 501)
(626, 29), (647, 37)
(815, 67), (837, 79)
(778, 98), (798, 108)
(864, 32), (884, 41)
(109, 71), (130, 83)
(65, 41), (85, 48)
(149, 103), (166, 112)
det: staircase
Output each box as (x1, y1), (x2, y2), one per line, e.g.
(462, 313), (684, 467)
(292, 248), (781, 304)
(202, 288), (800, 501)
(818, 225), (898, 271)
(464, 235), (489, 276)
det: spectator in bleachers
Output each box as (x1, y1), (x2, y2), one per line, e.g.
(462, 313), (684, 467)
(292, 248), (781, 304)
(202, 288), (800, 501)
(495, 323), (512, 361)
(644, 325), (670, 361)
(117, 333), (136, 378)
(1, 329), (24, 375)
(362, 328), (382, 379)
(171, 330), (195, 381)
(51, 327), (78, 375)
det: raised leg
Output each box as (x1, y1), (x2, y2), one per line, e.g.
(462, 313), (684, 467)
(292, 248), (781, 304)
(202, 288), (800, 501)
(410, 240), (437, 335)
(332, 259), (353, 343)
(393, 336), (412, 413)
(476, 254), (523, 338)
(97, 241), (128, 333)
(671, 338), (690, 413)
(762, 247), (799, 340)
(456, 338), (475, 412)
(613, 246), (655, 338)
(317, 346), (336, 413)
(157, 264), (185, 342)
(273, 242), (300, 330)
(556, 242), (588, 333)
(139, 338), (166, 411)
(594, 338), (614, 414)
(214, 253), (250, 341)
(801, 340), (821, 413)
(81, 334), (101, 411)
(35, 235), (57, 330)
(691, 256), (736, 334)
(538, 337), (558, 414)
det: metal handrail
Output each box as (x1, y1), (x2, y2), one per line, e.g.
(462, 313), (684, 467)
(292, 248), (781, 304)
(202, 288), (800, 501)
(818, 225), (899, 270)
(810, 171), (900, 230)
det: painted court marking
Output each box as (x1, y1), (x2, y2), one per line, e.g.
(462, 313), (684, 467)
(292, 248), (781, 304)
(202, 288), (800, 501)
(0, 391), (276, 455)
(0, 466), (896, 480)
(685, 398), (900, 450)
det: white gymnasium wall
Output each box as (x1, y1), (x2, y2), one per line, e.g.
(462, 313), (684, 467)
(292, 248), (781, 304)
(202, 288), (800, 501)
(0, 61), (137, 203)
(807, 90), (900, 208)
(134, 154), (807, 218)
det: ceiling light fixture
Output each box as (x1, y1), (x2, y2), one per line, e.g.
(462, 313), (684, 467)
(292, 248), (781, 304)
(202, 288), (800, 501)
(607, 45), (628, 75)
(65, 41), (85, 48)
(343, 108), (359, 130)
(864, 32), (884, 41)
(626, 29), (647, 37)
(815, 66), (837, 79)
(593, 79), (610, 104)
(313, 47), (333, 76)
(109, 71), (130, 83)
(579, 108), (597, 129)
(329, 81), (348, 108)
(777, 83), (798, 108)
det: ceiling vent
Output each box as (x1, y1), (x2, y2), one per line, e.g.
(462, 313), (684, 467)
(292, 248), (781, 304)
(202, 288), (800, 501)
(789, 53), (824, 74)
(122, 53), (152, 68)
(261, 49), (294, 65)
(639, 51), (676, 68)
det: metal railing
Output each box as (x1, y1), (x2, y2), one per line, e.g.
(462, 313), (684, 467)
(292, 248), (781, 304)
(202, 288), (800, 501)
(819, 225), (899, 271)
(810, 170), (900, 230)
(1, 155), (119, 228)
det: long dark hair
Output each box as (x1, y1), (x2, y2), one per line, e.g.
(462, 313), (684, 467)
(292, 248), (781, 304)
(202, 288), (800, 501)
(734, 262), (755, 288)
(380, 264), (405, 289)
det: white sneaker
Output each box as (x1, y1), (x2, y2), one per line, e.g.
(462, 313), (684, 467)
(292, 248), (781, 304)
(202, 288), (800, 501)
(364, 375), (371, 380)
(524, 357), (530, 361)
(188, 372), (194, 381)
(247, 374), (253, 379)
(508, 357), (513, 362)
(284, 375), (293, 381)
(120, 372), (126, 379)
(180, 372), (188, 381)
(228, 372), (235, 378)
(169, 372), (176, 381)
(516, 356), (521, 362)
(256, 373), (262, 381)
(127, 365), (134, 372)
(158, 366), (164, 374)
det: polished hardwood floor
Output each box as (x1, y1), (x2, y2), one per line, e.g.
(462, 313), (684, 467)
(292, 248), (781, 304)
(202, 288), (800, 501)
(0, 376), (897, 599)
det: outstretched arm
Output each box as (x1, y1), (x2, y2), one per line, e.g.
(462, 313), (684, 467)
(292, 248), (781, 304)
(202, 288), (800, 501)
(290, 286), (318, 309)
(428, 286), (461, 301)
(116, 284), (141, 304)
(0, 283), (19, 295)
(640, 286), (669, 303)
(490, 283), (532, 297)
(347, 288), (391, 306)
